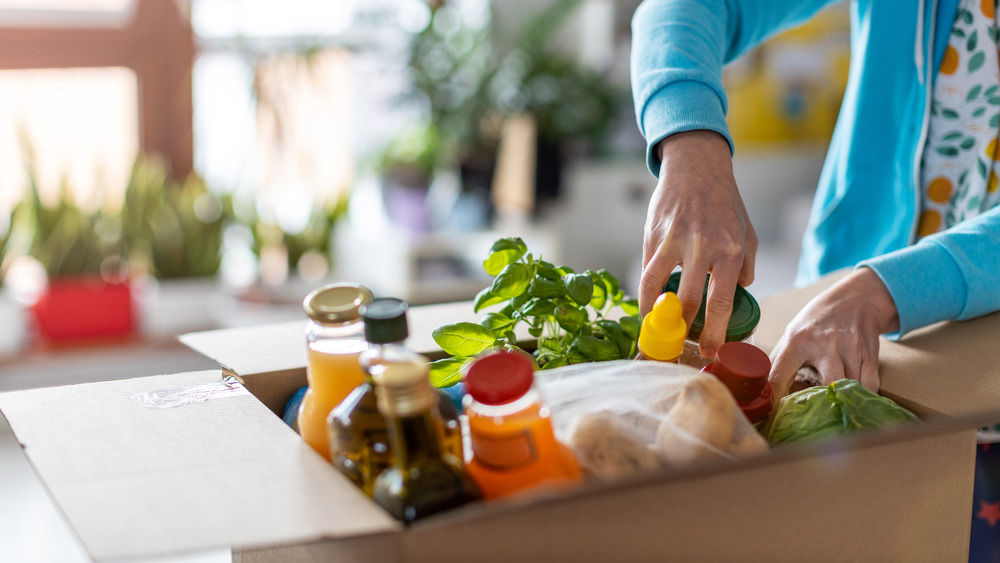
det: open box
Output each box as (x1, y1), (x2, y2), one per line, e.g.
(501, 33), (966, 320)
(3, 272), (1000, 562)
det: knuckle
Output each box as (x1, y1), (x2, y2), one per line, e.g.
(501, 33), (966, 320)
(706, 295), (734, 314)
(638, 273), (664, 295)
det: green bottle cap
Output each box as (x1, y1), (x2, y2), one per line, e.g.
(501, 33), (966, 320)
(361, 298), (409, 344)
(662, 271), (760, 342)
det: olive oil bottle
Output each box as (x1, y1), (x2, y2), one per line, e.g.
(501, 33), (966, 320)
(372, 359), (481, 523)
(327, 298), (463, 496)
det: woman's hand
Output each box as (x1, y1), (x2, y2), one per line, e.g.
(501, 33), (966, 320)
(768, 268), (900, 400)
(639, 130), (758, 360)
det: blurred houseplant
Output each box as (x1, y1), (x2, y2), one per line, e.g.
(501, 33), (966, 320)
(226, 191), (348, 303)
(7, 153), (232, 342)
(122, 156), (229, 280)
(373, 121), (451, 232)
(394, 0), (622, 213)
(9, 160), (133, 342)
(122, 156), (231, 335)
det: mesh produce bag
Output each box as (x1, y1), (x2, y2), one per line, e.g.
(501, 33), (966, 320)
(536, 360), (768, 481)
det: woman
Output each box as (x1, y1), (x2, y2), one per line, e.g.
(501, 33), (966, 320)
(631, 0), (1000, 398)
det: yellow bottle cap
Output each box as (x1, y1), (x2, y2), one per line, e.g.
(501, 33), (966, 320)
(638, 292), (687, 362)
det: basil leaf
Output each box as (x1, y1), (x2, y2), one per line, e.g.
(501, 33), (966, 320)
(540, 356), (568, 370)
(474, 286), (506, 313)
(565, 273), (594, 306)
(480, 312), (515, 335)
(432, 322), (496, 356)
(528, 277), (566, 298)
(566, 350), (589, 365)
(428, 357), (471, 388)
(574, 335), (621, 361)
(597, 320), (632, 357)
(590, 282), (607, 310)
(491, 262), (531, 300)
(536, 262), (562, 281)
(619, 315), (640, 341)
(554, 304), (587, 332)
(483, 237), (527, 276)
(597, 269), (619, 297)
(521, 297), (556, 317)
(620, 298), (640, 316)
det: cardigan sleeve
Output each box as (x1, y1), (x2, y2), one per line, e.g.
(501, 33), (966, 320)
(630, 0), (841, 176)
(860, 205), (1000, 339)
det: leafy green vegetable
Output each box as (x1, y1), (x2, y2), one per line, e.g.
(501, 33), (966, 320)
(428, 236), (641, 387)
(432, 322), (496, 357)
(763, 379), (919, 446)
(428, 357), (473, 388)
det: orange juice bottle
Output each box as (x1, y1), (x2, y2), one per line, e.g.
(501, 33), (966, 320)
(464, 350), (581, 500)
(298, 283), (373, 461)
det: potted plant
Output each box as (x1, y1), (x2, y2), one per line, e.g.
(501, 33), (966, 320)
(122, 156), (231, 336)
(373, 121), (451, 233)
(398, 0), (622, 215)
(10, 166), (133, 342)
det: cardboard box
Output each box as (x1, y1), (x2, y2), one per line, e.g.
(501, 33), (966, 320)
(3, 273), (1000, 562)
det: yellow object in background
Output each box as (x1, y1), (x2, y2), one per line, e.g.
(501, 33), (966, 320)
(724, 6), (850, 148)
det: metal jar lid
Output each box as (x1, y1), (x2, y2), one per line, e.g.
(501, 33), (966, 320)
(302, 283), (374, 325)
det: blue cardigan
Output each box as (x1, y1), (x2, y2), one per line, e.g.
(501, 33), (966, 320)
(631, 0), (1000, 339)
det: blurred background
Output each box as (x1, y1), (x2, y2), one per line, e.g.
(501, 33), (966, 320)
(0, 1), (847, 558)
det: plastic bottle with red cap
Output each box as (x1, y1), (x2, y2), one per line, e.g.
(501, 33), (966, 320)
(463, 350), (582, 500)
(701, 341), (773, 426)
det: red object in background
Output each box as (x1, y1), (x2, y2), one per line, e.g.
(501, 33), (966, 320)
(32, 277), (135, 342)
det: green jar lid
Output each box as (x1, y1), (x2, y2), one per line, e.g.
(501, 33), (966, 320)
(662, 271), (760, 342)
(361, 297), (409, 344)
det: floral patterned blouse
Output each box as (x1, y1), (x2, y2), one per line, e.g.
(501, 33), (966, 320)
(920, 0), (1000, 238)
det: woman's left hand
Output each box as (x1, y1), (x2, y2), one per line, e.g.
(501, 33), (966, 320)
(768, 268), (900, 401)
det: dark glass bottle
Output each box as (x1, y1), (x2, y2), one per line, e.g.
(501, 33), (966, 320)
(372, 360), (481, 523)
(327, 298), (463, 497)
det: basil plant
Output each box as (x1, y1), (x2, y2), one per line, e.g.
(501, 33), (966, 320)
(429, 237), (641, 388)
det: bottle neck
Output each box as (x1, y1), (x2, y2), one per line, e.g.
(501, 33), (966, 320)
(361, 342), (422, 382)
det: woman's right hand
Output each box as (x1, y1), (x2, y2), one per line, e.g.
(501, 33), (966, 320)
(639, 130), (758, 361)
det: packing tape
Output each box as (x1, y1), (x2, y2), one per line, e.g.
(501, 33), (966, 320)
(131, 376), (250, 409)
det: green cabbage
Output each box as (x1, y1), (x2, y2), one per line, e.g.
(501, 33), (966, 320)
(763, 379), (919, 446)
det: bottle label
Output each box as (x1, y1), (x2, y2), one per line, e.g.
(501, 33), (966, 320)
(471, 430), (538, 470)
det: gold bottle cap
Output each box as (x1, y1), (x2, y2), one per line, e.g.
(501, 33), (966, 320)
(303, 283), (373, 325)
(373, 357), (435, 417)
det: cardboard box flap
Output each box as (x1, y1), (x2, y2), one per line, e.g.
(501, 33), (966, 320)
(754, 270), (1000, 418)
(0, 370), (399, 562)
(179, 302), (484, 377)
(179, 322), (308, 377)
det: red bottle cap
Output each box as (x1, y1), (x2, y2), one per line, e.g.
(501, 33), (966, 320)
(465, 350), (535, 405)
(738, 381), (773, 425)
(702, 341), (770, 401)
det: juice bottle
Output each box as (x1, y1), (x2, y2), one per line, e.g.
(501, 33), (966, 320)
(702, 341), (773, 426)
(298, 283), (372, 461)
(464, 350), (582, 500)
(328, 297), (464, 496)
(371, 360), (481, 523)
(636, 291), (686, 362)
